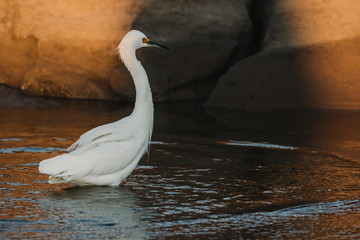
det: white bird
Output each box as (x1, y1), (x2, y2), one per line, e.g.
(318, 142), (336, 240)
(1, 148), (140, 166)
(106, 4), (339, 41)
(39, 30), (169, 186)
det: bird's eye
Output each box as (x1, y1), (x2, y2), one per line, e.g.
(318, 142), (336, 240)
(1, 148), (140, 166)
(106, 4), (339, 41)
(142, 37), (149, 43)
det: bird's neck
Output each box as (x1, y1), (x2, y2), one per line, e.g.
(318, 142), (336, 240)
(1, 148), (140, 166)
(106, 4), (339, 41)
(122, 48), (154, 124)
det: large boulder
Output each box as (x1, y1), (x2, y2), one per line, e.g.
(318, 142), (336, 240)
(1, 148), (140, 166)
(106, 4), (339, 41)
(0, 0), (252, 101)
(206, 0), (360, 109)
(0, 84), (58, 108)
(115, 0), (252, 101)
(0, 0), (148, 100)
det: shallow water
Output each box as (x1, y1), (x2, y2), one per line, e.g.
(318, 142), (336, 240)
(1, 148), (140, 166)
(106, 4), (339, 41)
(0, 101), (359, 239)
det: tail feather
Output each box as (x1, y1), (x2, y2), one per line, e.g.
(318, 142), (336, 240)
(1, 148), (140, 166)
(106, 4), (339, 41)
(49, 171), (72, 184)
(39, 154), (75, 184)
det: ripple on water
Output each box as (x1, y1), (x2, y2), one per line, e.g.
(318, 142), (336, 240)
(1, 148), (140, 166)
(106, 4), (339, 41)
(150, 141), (177, 145)
(1, 106), (360, 239)
(148, 198), (360, 238)
(0, 147), (66, 153)
(0, 138), (23, 142)
(220, 140), (297, 150)
(19, 163), (38, 166)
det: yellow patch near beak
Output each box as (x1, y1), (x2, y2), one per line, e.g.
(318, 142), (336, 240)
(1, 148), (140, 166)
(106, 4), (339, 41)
(142, 37), (149, 43)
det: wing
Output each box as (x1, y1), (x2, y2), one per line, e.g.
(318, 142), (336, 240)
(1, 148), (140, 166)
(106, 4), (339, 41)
(40, 136), (147, 183)
(71, 138), (146, 176)
(68, 117), (132, 152)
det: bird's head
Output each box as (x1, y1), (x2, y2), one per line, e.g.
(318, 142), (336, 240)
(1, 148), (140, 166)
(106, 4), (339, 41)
(118, 30), (169, 62)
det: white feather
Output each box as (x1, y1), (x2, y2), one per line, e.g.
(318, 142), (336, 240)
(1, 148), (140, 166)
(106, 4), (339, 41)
(38, 30), (166, 186)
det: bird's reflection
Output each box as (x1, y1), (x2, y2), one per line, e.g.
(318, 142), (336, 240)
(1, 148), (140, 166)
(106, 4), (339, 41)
(41, 186), (152, 239)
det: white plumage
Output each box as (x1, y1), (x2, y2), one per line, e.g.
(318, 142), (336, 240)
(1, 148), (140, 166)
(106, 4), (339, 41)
(39, 30), (168, 186)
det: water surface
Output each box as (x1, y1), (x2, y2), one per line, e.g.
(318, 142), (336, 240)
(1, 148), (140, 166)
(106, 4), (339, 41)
(0, 102), (359, 239)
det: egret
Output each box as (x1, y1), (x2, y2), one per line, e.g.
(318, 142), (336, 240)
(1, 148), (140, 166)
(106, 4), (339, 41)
(39, 30), (169, 186)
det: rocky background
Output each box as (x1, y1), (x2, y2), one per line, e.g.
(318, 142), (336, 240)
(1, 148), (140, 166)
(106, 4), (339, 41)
(1, 0), (360, 109)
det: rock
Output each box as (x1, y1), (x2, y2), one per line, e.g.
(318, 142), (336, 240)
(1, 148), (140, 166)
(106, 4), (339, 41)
(0, 0), (146, 100)
(0, 0), (252, 101)
(22, 61), (113, 99)
(206, 0), (360, 109)
(132, 0), (252, 101)
(0, 84), (59, 108)
(110, 66), (135, 101)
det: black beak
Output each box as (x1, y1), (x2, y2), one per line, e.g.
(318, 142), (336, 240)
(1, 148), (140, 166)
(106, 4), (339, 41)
(147, 40), (169, 50)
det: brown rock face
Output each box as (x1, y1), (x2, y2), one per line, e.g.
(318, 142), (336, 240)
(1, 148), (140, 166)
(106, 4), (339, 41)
(114, 0), (252, 101)
(2, 0), (360, 110)
(206, 0), (360, 109)
(0, 0), (145, 100)
(110, 66), (135, 101)
(0, 0), (251, 101)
